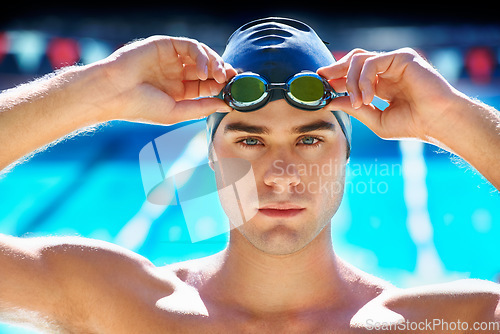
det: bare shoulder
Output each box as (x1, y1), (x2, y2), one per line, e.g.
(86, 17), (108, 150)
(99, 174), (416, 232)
(40, 235), (156, 275)
(37, 235), (159, 293)
(385, 279), (500, 317)
(36, 236), (177, 331)
(352, 279), (500, 329)
(0, 235), (181, 332)
(39, 234), (181, 289)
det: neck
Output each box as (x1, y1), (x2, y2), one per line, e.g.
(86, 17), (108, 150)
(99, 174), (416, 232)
(205, 225), (351, 315)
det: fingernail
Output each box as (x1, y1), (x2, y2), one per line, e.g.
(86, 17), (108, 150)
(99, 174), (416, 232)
(215, 71), (226, 84)
(349, 94), (356, 107)
(220, 66), (227, 82)
(205, 64), (209, 76)
(216, 107), (232, 113)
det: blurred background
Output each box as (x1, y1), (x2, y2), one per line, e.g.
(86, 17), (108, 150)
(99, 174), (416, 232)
(0, 5), (499, 333)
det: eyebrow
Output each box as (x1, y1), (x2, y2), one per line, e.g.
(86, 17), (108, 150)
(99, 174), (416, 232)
(292, 120), (336, 134)
(223, 122), (271, 135)
(224, 120), (336, 135)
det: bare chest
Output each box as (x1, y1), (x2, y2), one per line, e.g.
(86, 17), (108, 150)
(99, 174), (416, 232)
(88, 290), (360, 334)
(128, 309), (359, 334)
(84, 293), (478, 334)
(80, 277), (489, 334)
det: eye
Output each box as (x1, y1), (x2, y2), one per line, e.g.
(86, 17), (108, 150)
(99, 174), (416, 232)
(298, 136), (322, 146)
(237, 137), (263, 148)
(244, 138), (260, 145)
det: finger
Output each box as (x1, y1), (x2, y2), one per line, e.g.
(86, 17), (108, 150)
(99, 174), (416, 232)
(224, 63), (238, 79)
(358, 52), (397, 105)
(169, 97), (231, 124)
(182, 63), (237, 97)
(171, 37), (210, 80)
(377, 48), (420, 81)
(183, 64), (201, 81)
(200, 43), (227, 84)
(178, 42), (228, 83)
(192, 44), (210, 81)
(317, 48), (369, 80)
(327, 77), (347, 93)
(329, 96), (383, 134)
(199, 80), (225, 97)
(346, 52), (375, 109)
(183, 79), (225, 99)
(183, 63), (228, 83)
(358, 61), (377, 106)
(179, 54), (196, 65)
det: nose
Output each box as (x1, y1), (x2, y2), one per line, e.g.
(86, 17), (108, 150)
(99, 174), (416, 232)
(263, 157), (301, 191)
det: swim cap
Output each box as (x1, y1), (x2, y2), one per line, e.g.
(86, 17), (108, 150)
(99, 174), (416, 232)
(206, 17), (352, 156)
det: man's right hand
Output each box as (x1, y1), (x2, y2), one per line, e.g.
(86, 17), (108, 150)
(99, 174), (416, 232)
(0, 35), (235, 170)
(95, 36), (235, 124)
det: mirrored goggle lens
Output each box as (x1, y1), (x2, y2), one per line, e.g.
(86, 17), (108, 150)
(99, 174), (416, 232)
(289, 75), (324, 104)
(230, 76), (266, 104)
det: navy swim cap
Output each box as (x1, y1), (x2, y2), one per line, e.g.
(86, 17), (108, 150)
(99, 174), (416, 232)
(206, 17), (352, 156)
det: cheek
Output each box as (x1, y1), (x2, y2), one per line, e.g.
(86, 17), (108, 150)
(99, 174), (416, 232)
(211, 135), (232, 160)
(296, 135), (346, 192)
(211, 151), (260, 228)
(297, 159), (345, 201)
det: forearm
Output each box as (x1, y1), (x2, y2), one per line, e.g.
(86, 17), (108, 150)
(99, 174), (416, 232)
(426, 91), (500, 190)
(0, 64), (112, 171)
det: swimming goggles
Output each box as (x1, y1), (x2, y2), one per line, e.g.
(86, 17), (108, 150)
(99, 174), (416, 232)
(216, 71), (345, 112)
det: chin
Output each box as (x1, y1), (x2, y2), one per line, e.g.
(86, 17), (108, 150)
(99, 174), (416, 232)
(258, 227), (304, 255)
(236, 220), (321, 256)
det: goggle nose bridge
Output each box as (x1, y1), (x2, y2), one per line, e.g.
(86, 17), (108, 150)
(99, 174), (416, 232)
(265, 82), (288, 91)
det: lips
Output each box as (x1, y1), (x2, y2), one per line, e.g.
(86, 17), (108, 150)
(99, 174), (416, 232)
(258, 203), (305, 218)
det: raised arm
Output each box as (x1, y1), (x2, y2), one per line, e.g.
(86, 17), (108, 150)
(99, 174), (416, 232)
(0, 35), (233, 171)
(318, 48), (500, 190)
(0, 35), (234, 330)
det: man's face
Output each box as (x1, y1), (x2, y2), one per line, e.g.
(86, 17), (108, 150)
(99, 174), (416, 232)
(212, 100), (347, 255)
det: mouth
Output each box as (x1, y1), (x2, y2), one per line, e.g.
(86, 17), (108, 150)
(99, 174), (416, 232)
(258, 203), (305, 218)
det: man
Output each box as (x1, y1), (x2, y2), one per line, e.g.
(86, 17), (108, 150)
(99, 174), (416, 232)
(0, 17), (499, 333)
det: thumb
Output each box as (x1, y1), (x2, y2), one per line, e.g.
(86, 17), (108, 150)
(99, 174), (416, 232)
(168, 97), (232, 124)
(329, 96), (383, 133)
